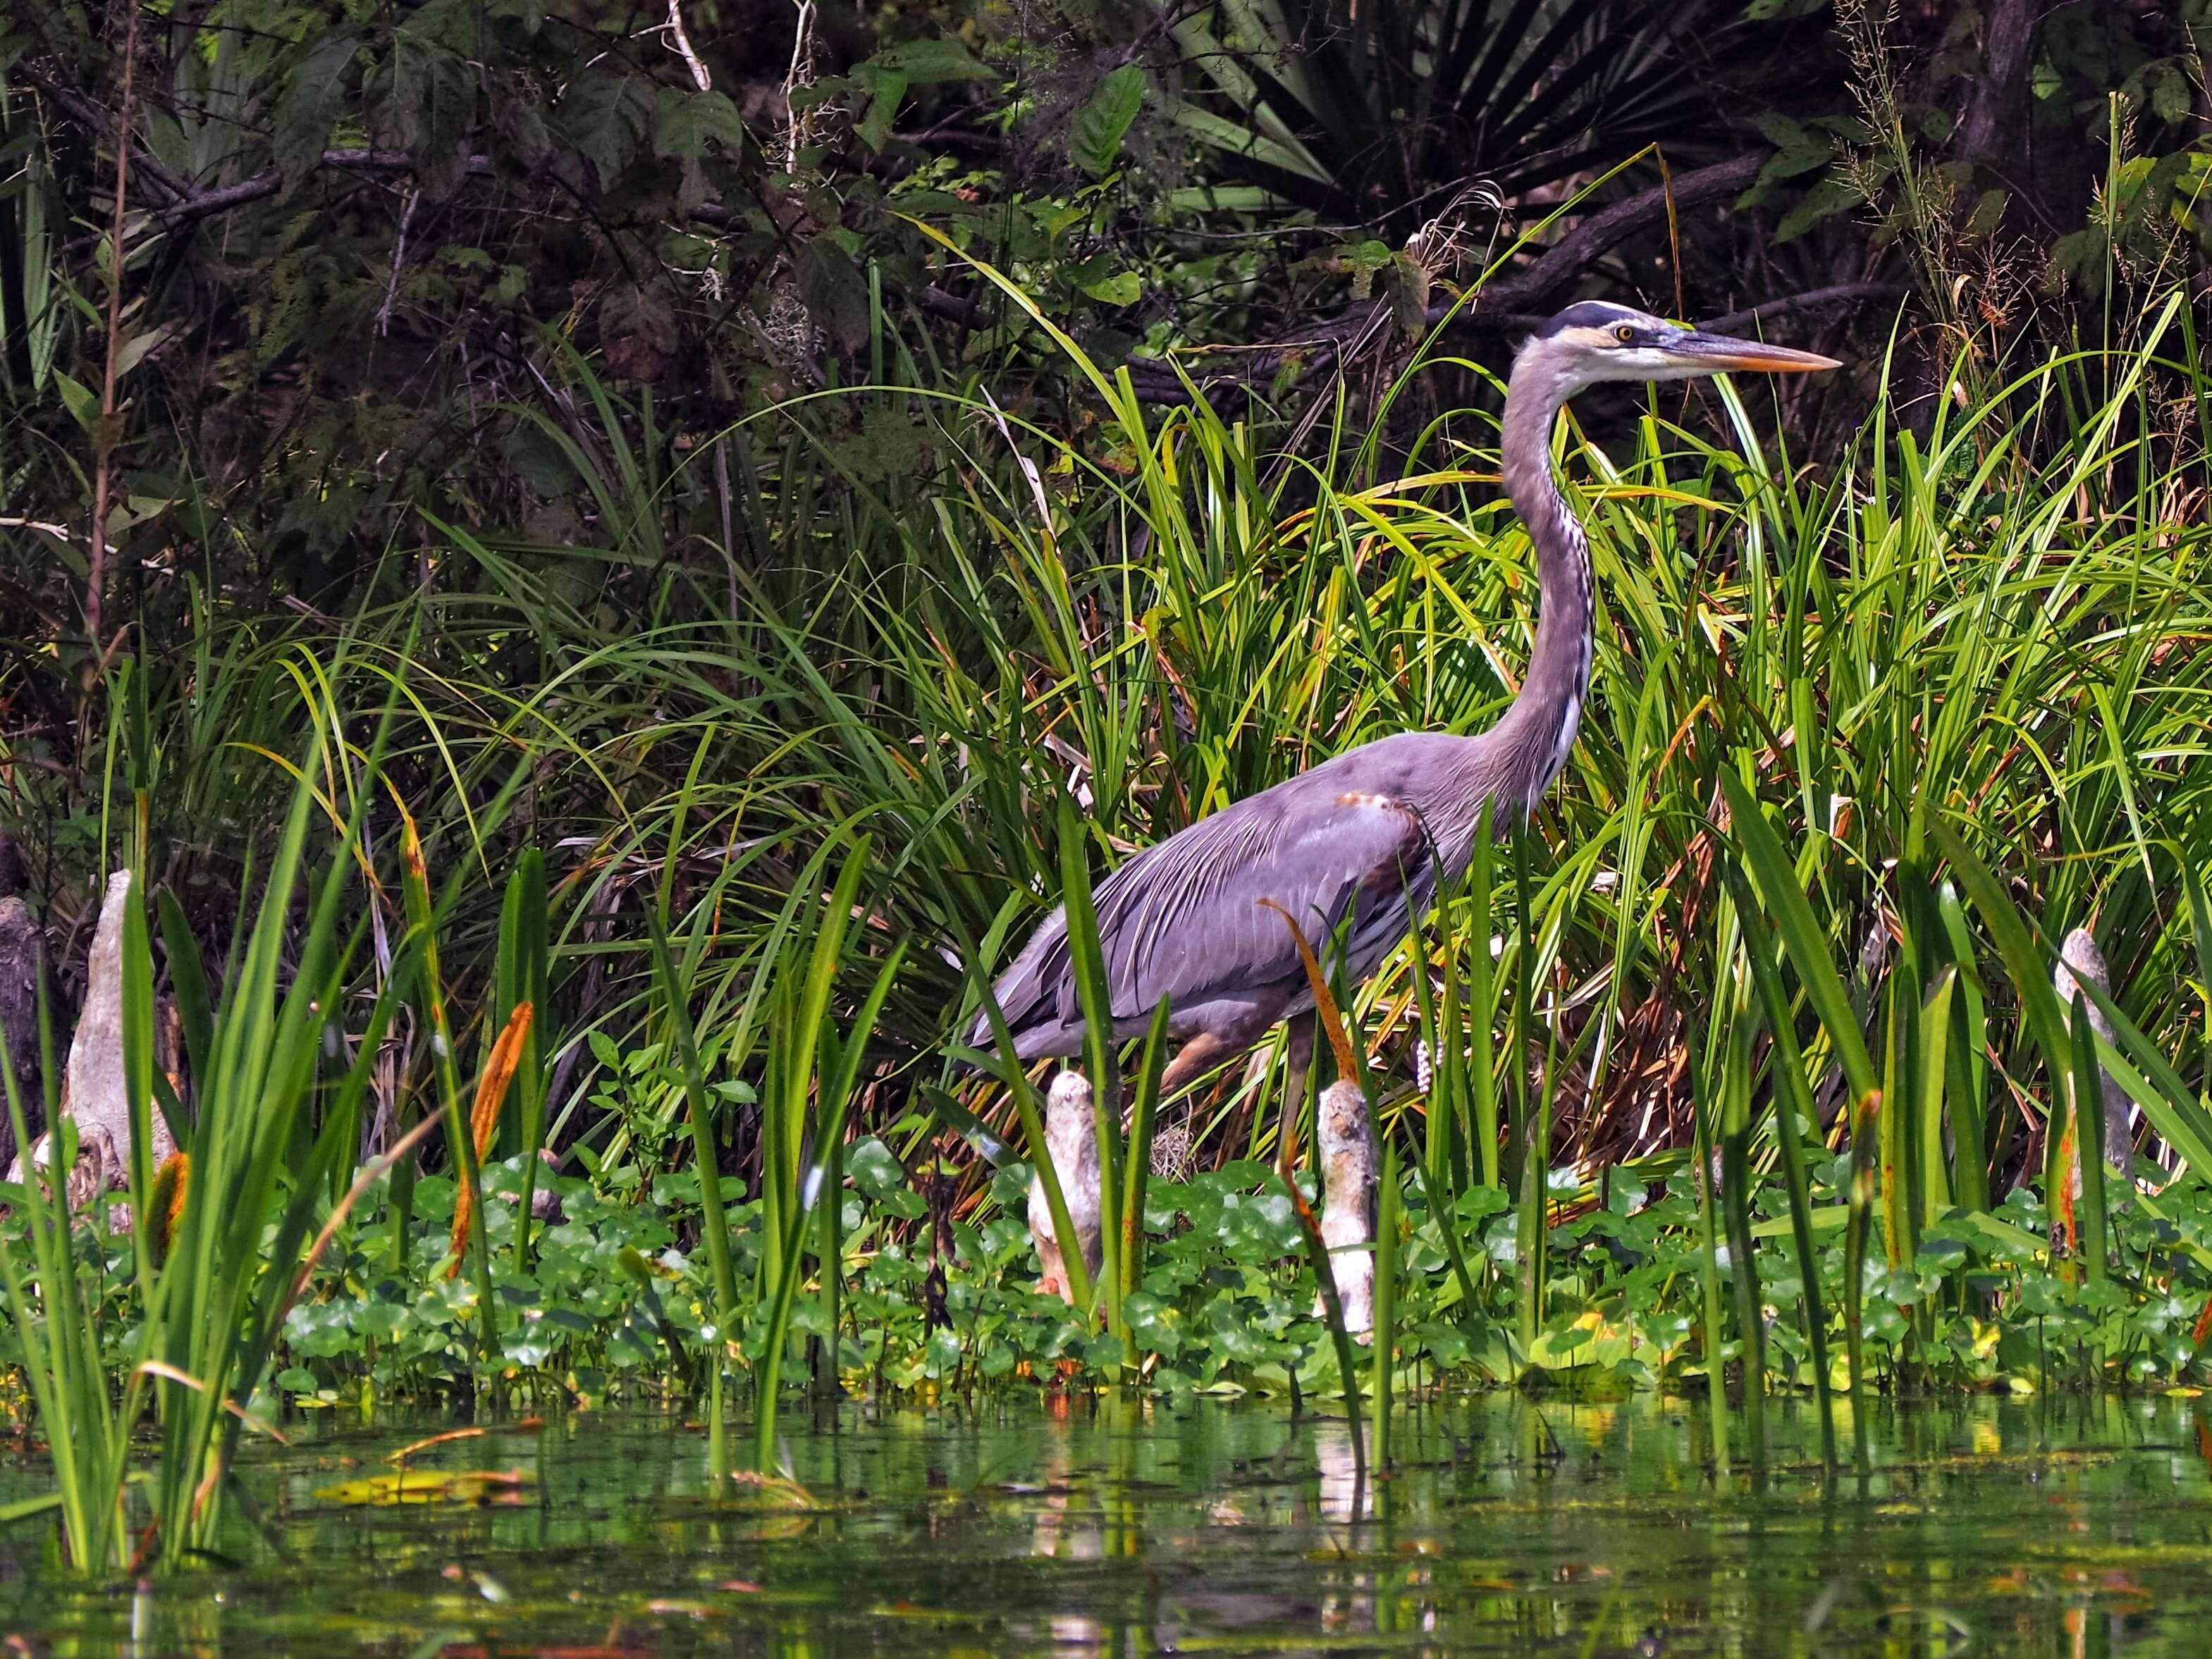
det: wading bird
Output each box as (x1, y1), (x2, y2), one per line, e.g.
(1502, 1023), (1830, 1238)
(969, 301), (1838, 1106)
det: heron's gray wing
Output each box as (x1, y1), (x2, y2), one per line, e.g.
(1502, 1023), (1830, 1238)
(969, 784), (1434, 1051)
(1092, 786), (1434, 1023)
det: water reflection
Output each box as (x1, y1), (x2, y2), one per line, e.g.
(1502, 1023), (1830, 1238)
(1, 1393), (2208, 1655)
(1311, 1416), (1368, 1524)
(1022, 1412), (1108, 1656)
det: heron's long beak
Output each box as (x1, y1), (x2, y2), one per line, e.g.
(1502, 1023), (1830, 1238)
(1667, 331), (1842, 374)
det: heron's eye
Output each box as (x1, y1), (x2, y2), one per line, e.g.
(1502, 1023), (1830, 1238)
(1614, 324), (1636, 343)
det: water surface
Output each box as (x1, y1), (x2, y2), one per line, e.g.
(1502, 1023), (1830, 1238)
(4, 1393), (2208, 1655)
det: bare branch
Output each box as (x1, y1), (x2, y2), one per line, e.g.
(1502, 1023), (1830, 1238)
(143, 150), (497, 235)
(11, 58), (189, 204)
(1108, 154), (1774, 408)
(1475, 154), (1768, 314)
(1697, 283), (1906, 335)
(663, 0), (713, 92)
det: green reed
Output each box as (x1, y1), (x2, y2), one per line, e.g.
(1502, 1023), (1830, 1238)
(1, 240), (2207, 1491)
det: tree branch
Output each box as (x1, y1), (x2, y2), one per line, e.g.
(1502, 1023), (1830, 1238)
(1110, 154), (1772, 407)
(143, 149), (498, 233)
(1475, 153), (1768, 315)
(1697, 283), (1906, 335)
(12, 58), (189, 204)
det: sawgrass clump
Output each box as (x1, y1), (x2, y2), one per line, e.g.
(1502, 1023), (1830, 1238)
(3, 279), (2211, 1558)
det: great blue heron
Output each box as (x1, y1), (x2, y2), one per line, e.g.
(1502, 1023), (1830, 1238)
(969, 300), (1838, 1105)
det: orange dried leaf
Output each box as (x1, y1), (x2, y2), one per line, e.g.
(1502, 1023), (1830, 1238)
(387, 1426), (487, 1464)
(446, 999), (536, 1276)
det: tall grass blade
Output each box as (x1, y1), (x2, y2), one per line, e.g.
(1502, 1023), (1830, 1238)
(975, 987), (1096, 1319)
(1057, 803), (1126, 1347)
(1721, 767), (1876, 1470)
(1510, 820), (1544, 1361)
(1718, 996), (1764, 1483)
(1270, 902), (1366, 1476)
(1688, 1020), (1731, 1477)
(645, 914), (742, 1475)
(1926, 825), (2077, 1106)
(0, 1038), (125, 1572)
(753, 941), (906, 1462)
(1936, 884), (1991, 1213)
(1717, 770), (1879, 1103)
(1371, 1136), (1400, 1471)
(1877, 974), (1912, 1271)
(2070, 996), (2110, 1285)
(1727, 868), (1837, 1477)
(2062, 966), (2212, 1171)
(1916, 967), (1956, 1228)
(811, 939), (908, 1393)
(500, 850), (551, 1266)
(1119, 997), (1172, 1305)
(1467, 803), (1499, 1190)
(2179, 852), (2212, 1086)
(1843, 1090), (1878, 1477)
(396, 808), (498, 1371)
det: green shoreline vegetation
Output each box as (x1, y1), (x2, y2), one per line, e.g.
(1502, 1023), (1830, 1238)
(6, 292), (2212, 1568)
(1, 0), (2210, 1587)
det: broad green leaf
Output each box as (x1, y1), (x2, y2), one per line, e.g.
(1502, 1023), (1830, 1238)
(1774, 178), (1862, 244)
(1079, 269), (1141, 306)
(794, 237), (870, 350)
(561, 68), (649, 192)
(1071, 64), (1145, 178)
(112, 326), (168, 380)
(53, 369), (97, 431)
(273, 36), (357, 187)
(853, 69), (907, 152)
(865, 37), (991, 85)
(654, 87), (746, 161)
(389, 23), (475, 197)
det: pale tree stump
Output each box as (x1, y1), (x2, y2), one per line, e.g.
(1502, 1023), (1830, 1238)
(2053, 927), (2135, 1197)
(1315, 1079), (1378, 1338)
(1029, 1071), (1102, 1304)
(4, 870), (174, 1216)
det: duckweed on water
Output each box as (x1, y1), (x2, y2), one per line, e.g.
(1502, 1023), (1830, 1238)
(112, 1133), (2212, 1412)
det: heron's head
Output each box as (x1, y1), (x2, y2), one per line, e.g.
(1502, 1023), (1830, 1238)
(1520, 300), (1841, 393)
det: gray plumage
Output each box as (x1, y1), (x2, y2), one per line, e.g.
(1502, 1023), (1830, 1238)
(969, 302), (1838, 1091)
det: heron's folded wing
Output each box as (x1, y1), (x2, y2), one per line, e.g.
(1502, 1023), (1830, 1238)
(1095, 787), (1433, 1022)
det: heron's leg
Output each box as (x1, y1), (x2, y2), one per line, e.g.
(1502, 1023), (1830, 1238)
(1158, 1030), (1239, 1097)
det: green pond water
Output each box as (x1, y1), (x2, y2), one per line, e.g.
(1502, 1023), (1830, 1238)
(4, 1393), (2210, 1655)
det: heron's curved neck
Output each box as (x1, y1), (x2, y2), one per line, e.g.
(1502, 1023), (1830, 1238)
(1488, 348), (1595, 810)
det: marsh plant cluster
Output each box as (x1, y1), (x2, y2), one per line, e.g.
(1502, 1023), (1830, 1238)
(2, 0), (2211, 1575)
